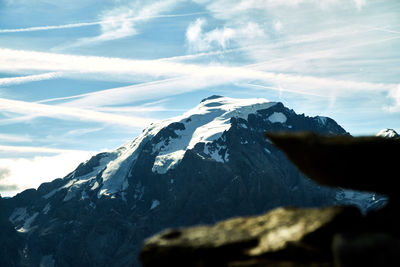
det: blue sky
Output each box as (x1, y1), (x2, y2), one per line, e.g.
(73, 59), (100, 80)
(0, 0), (399, 196)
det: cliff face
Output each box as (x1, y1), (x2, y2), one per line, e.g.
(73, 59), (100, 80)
(0, 96), (379, 266)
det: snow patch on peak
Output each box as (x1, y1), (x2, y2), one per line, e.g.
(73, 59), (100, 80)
(268, 112), (287, 123)
(98, 127), (157, 198)
(316, 116), (328, 125)
(376, 128), (399, 138)
(9, 207), (27, 224)
(42, 203), (51, 215)
(9, 208), (38, 233)
(152, 150), (186, 174)
(150, 97), (276, 174)
(150, 199), (160, 210)
(16, 212), (38, 233)
(203, 143), (228, 163)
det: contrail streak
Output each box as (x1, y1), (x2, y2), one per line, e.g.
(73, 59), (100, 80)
(0, 12), (207, 33)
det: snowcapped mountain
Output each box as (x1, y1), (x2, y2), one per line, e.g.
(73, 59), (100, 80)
(0, 96), (382, 267)
(376, 128), (399, 138)
(39, 95), (345, 203)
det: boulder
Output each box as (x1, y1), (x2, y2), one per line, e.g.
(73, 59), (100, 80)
(140, 206), (362, 267)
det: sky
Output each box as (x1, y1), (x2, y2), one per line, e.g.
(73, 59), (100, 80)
(0, 0), (399, 197)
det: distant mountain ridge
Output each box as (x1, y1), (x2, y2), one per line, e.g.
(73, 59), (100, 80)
(0, 96), (383, 267)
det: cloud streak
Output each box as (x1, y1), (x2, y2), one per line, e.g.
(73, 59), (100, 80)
(0, 12), (207, 34)
(0, 21), (100, 33)
(0, 48), (392, 92)
(0, 145), (89, 154)
(0, 97), (157, 127)
(0, 134), (32, 143)
(0, 72), (60, 86)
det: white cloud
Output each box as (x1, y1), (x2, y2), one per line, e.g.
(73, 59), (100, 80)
(386, 84), (400, 112)
(0, 97), (157, 127)
(186, 18), (208, 51)
(64, 0), (181, 48)
(192, 0), (400, 90)
(0, 72), (60, 86)
(228, 0), (367, 11)
(273, 20), (283, 32)
(0, 145), (88, 154)
(0, 168), (10, 180)
(186, 18), (265, 52)
(0, 150), (94, 197)
(205, 27), (236, 48)
(353, 0), (366, 10)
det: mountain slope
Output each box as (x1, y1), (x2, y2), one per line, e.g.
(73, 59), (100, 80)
(1, 96), (380, 266)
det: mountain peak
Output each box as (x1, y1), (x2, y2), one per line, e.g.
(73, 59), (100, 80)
(150, 96), (277, 174)
(376, 128), (399, 138)
(40, 96), (347, 200)
(200, 95), (224, 103)
(12, 96), (348, 203)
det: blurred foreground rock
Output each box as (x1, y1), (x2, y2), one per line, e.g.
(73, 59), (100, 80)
(265, 132), (399, 198)
(140, 133), (400, 266)
(140, 206), (363, 267)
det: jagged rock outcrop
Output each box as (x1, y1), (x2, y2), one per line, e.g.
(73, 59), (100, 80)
(140, 134), (400, 267)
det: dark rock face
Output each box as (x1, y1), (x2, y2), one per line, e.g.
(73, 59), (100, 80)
(0, 98), (373, 266)
(0, 196), (22, 267)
